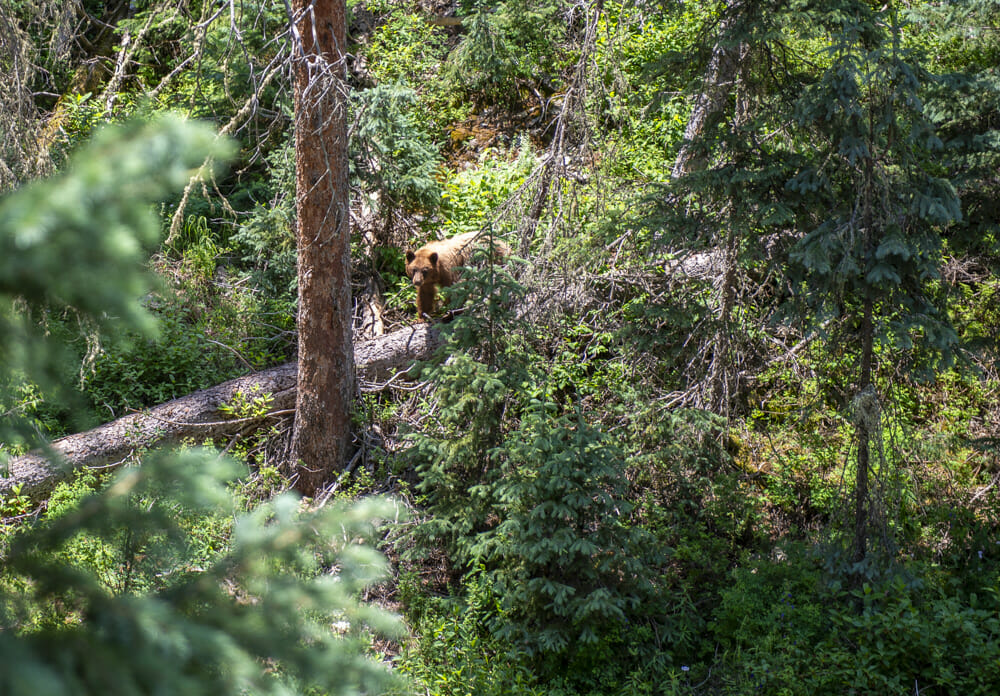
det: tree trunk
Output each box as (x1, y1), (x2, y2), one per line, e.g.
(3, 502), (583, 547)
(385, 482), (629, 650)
(853, 145), (879, 566)
(853, 289), (875, 564)
(671, 0), (746, 180)
(1, 323), (440, 503)
(290, 0), (354, 495)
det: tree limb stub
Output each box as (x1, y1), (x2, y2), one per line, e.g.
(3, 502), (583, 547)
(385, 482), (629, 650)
(1, 323), (439, 502)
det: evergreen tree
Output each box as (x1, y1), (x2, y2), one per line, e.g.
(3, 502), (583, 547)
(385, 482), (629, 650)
(911, 0), (1000, 260)
(654, 0), (980, 568)
(407, 271), (665, 660)
(654, 0), (811, 414)
(786, 1), (962, 565)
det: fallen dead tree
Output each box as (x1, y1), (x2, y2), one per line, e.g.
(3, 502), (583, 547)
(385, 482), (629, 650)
(1, 323), (440, 502)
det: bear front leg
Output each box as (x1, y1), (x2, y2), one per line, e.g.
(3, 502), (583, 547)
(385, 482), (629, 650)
(416, 284), (437, 322)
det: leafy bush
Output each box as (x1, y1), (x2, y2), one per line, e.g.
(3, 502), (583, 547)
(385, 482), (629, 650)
(438, 147), (539, 235)
(712, 553), (1000, 696)
(82, 302), (244, 418)
(395, 574), (543, 696)
(807, 583), (1000, 696)
(444, 0), (569, 106)
(711, 550), (831, 693)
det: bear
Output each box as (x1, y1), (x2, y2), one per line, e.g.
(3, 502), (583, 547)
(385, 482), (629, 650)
(404, 231), (509, 321)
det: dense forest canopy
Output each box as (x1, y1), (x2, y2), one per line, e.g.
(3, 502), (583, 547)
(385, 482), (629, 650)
(1, 0), (1000, 694)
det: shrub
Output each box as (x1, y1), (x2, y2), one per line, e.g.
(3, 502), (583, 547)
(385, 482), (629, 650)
(83, 302), (244, 418)
(405, 268), (668, 671)
(476, 401), (667, 655)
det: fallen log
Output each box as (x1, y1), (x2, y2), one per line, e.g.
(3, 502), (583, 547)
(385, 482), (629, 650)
(1, 323), (440, 502)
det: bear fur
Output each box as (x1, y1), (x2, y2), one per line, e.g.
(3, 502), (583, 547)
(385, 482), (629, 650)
(404, 231), (509, 321)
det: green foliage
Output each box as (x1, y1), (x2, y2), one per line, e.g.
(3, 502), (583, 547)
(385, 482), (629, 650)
(787, 2), (962, 359)
(353, 83), (443, 216)
(167, 215), (223, 279)
(406, 268), (668, 665)
(0, 451), (404, 696)
(0, 116), (404, 696)
(219, 385), (274, 420)
(361, 4), (471, 127)
(365, 8), (448, 91)
(396, 575), (543, 696)
(83, 301), (245, 418)
(0, 483), (32, 519)
(0, 376), (65, 448)
(711, 549), (832, 693)
(628, 409), (767, 670)
(439, 147), (538, 233)
(594, 2), (707, 179)
(809, 585), (1000, 696)
(156, 2), (289, 123)
(43, 92), (117, 166)
(716, 564), (1000, 696)
(912, 1), (1000, 258)
(230, 137), (298, 300)
(163, 145), (297, 379)
(476, 402), (666, 653)
(231, 200), (298, 298)
(0, 115), (234, 449)
(444, 0), (569, 105)
(406, 346), (513, 566)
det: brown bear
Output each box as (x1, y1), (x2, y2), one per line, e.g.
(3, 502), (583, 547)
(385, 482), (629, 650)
(404, 231), (509, 321)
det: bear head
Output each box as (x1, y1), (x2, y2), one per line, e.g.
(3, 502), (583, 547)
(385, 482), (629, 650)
(405, 249), (440, 288)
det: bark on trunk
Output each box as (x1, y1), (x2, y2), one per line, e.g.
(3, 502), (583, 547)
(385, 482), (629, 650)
(290, 0), (354, 495)
(0, 323), (439, 502)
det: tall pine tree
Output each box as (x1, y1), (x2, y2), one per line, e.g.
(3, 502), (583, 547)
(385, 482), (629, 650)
(786, 1), (961, 565)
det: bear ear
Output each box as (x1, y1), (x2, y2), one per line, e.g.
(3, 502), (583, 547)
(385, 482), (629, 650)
(405, 250), (415, 263)
(429, 252), (438, 265)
